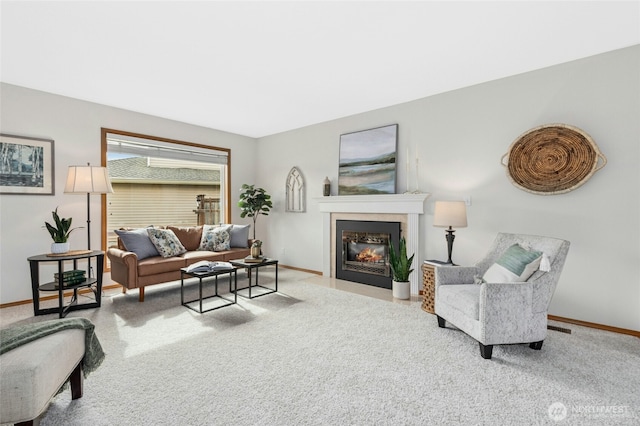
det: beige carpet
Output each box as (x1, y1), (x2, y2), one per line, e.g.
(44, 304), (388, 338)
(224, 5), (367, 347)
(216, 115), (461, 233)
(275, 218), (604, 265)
(1, 268), (639, 425)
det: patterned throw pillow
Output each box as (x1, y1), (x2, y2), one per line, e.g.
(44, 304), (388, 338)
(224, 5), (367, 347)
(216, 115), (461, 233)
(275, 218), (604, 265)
(482, 243), (543, 283)
(199, 225), (231, 252)
(147, 228), (187, 258)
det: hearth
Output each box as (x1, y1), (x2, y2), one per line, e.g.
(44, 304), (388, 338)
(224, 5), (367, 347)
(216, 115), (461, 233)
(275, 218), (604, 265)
(335, 220), (401, 289)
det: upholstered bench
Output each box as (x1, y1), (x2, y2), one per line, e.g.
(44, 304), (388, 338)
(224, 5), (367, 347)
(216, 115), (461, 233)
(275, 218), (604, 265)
(0, 319), (104, 426)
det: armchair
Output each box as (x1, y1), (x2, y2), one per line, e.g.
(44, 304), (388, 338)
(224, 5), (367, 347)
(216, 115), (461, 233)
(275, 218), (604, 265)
(435, 233), (570, 359)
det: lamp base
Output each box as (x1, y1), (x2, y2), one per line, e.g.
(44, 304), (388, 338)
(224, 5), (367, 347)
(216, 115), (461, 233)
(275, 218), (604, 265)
(445, 227), (456, 265)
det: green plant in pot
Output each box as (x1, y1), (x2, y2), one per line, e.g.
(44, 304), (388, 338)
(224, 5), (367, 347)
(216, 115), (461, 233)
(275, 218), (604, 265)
(44, 207), (82, 254)
(238, 184), (273, 240)
(389, 237), (414, 300)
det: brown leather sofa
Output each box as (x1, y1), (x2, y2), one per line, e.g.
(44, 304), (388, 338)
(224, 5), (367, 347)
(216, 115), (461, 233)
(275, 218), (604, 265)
(107, 225), (252, 302)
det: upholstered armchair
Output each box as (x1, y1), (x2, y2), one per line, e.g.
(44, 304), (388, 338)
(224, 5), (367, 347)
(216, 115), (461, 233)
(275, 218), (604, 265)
(435, 233), (570, 359)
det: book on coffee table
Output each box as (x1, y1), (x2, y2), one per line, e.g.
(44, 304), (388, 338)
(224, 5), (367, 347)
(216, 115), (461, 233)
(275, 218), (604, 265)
(243, 256), (266, 264)
(185, 261), (234, 274)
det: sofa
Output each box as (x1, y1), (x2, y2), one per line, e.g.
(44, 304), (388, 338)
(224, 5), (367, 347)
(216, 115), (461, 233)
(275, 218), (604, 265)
(107, 224), (252, 302)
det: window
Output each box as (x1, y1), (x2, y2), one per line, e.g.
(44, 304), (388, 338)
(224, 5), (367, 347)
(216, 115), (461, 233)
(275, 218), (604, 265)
(101, 128), (231, 254)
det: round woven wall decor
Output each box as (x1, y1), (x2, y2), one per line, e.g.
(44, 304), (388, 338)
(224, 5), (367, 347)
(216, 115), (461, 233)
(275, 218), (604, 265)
(501, 123), (606, 195)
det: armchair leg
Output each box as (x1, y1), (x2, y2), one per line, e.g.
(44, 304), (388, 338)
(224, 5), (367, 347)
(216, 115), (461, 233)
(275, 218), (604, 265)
(529, 340), (544, 350)
(479, 343), (493, 359)
(436, 315), (446, 328)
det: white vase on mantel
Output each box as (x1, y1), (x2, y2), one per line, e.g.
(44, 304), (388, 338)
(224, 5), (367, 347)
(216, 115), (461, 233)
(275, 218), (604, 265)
(51, 242), (70, 254)
(392, 280), (410, 300)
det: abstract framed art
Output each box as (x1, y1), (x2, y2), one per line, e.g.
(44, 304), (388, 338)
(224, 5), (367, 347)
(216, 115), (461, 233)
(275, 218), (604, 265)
(338, 124), (398, 195)
(0, 133), (55, 195)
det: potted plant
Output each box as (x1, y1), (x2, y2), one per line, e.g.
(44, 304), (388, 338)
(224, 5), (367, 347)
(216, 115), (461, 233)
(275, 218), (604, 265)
(389, 237), (414, 299)
(238, 184), (273, 240)
(44, 207), (82, 254)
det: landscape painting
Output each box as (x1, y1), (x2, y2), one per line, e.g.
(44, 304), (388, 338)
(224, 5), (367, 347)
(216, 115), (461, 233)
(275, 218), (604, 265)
(0, 134), (54, 195)
(338, 124), (397, 195)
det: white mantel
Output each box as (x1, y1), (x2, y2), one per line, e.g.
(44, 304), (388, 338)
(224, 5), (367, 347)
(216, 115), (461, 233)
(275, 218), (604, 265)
(316, 193), (430, 294)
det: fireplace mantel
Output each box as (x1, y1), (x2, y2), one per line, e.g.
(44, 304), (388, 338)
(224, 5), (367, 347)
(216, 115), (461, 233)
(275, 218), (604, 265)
(316, 193), (430, 294)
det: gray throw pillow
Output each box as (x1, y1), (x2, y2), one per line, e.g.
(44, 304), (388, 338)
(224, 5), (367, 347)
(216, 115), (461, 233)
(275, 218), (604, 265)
(114, 228), (159, 260)
(226, 224), (251, 248)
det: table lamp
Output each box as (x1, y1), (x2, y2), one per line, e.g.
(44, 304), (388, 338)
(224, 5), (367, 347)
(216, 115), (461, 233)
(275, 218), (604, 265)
(433, 200), (467, 265)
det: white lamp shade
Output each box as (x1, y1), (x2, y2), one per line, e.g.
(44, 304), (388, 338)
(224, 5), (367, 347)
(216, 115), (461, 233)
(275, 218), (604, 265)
(433, 201), (467, 228)
(64, 165), (114, 194)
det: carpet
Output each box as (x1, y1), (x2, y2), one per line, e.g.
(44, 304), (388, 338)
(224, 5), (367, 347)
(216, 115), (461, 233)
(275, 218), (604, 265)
(1, 268), (638, 425)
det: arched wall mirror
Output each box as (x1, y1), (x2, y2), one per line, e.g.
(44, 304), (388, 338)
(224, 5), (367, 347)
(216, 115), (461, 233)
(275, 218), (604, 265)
(285, 166), (305, 212)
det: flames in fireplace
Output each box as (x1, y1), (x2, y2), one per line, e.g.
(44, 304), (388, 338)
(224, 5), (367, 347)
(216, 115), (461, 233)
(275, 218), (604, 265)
(343, 232), (390, 277)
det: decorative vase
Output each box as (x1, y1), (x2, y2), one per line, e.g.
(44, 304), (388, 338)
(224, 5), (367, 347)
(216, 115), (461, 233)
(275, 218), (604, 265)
(323, 177), (331, 196)
(392, 280), (410, 300)
(51, 242), (70, 254)
(251, 245), (261, 258)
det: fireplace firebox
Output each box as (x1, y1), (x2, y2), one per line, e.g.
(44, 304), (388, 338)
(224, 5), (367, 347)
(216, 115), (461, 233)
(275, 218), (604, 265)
(335, 220), (401, 289)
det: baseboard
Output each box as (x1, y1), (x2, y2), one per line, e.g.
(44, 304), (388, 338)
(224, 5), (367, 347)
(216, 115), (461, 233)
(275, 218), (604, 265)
(279, 264), (322, 275)
(0, 284), (123, 309)
(548, 315), (639, 338)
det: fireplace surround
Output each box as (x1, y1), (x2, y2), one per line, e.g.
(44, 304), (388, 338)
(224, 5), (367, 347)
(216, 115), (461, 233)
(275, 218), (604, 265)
(317, 193), (430, 294)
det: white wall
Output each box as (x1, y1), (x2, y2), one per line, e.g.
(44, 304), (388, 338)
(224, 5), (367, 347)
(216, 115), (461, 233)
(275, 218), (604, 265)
(256, 46), (640, 331)
(0, 83), (257, 304)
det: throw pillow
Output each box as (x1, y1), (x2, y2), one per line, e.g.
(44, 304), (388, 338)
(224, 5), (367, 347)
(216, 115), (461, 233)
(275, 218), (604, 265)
(147, 228), (187, 258)
(221, 224), (251, 248)
(482, 243), (543, 283)
(167, 225), (203, 251)
(114, 228), (160, 260)
(199, 225), (231, 251)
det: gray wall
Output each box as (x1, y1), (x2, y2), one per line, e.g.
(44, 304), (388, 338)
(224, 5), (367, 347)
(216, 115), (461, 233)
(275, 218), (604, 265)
(1, 45), (638, 331)
(255, 46), (639, 331)
(0, 83), (257, 303)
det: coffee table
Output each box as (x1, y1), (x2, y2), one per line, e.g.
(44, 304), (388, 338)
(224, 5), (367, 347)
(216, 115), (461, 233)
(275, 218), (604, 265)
(229, 258), (278, 299)
(180, 266), (237, 313)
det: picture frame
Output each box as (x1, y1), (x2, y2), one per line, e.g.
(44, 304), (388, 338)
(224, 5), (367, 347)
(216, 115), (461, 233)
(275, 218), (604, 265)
(0, 133), (55, 195)
(338, 124), (398, 195)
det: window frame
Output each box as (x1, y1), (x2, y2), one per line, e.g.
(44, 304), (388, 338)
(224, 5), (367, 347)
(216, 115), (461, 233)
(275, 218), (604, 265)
(100, 128), (232, 266)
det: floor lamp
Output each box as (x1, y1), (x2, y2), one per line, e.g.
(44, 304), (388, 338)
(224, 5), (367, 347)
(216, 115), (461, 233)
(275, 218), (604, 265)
(433, 201), (468, 265)
(64, 163), (114, 251)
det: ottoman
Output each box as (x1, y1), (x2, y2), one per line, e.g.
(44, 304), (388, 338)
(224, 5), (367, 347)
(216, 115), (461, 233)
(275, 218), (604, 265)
(0, 328), (85, 425)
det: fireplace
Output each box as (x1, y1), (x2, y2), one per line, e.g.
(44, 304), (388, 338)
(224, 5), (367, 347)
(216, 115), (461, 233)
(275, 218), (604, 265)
(335, 220), (401, 289)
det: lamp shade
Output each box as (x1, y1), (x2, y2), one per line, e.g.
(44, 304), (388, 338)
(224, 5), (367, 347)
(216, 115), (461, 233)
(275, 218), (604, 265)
(64, 165), (114, 194)
(433, 201), (467, 228)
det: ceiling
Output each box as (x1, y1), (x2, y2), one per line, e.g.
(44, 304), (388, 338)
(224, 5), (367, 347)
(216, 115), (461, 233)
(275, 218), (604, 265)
(1, 1), (639, 138)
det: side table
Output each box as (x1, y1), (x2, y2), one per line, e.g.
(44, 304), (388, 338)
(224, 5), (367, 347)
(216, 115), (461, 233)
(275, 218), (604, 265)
(180, 267), (238, 313)
(27, 250), (104, 318)
(421, 260), (451, 314)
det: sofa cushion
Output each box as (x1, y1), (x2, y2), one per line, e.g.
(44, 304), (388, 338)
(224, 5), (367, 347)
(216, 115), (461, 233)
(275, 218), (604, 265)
(137, 255), (186, 276)
(220, 224), (251, 248)
(182, 250), (226, 265)
(483, 243), (543, 283)
(114, 228), (159, 260)
(167, 226), (203, 251)
(147, 228), (187, 258)
(200, 225), (231, 251)
(437, 284), (481, 320)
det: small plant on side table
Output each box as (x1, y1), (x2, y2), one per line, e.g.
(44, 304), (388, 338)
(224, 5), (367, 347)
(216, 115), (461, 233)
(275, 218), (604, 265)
(44, 207), (82, 254)
(389, 237), (414, 299)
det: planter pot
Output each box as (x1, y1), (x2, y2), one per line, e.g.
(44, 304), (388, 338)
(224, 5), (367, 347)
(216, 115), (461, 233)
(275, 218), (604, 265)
(392, 280), (410, 300)
(250, 246), (261, 258)
(51, 242), (70, 254)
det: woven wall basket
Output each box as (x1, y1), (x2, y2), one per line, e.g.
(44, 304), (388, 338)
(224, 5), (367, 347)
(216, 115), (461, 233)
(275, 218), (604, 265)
(501, 123), (607, 195)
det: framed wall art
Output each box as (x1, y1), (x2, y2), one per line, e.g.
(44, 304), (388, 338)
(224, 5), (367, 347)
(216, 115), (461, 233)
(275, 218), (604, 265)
(338, 124), (397, 195)
(0, 133), (55, 195)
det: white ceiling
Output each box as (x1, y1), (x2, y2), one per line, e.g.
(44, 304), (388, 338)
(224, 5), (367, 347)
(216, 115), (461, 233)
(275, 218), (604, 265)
(1, 1), (639, 138)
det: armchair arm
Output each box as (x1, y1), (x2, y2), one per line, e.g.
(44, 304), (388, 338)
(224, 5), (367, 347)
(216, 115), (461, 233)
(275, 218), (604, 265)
(106, 247), (139, 289)
(435, 266), (480, 287)
(479, 281), (536, 343)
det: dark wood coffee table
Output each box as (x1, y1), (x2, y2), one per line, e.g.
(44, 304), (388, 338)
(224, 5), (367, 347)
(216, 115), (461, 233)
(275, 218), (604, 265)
(229, 258), (278, 299)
